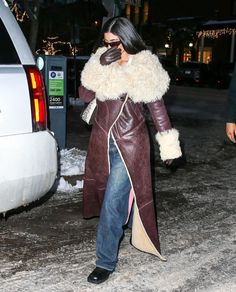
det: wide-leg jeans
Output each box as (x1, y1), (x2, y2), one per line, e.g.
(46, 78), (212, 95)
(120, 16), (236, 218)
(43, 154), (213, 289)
(96, 137), (132, 271)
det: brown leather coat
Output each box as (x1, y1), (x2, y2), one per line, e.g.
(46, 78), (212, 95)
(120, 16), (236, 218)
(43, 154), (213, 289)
(79, 85), (172, 260)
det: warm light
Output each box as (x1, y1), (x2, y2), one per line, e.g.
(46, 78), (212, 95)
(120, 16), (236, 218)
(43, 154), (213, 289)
(197, 47), (212, 63)
(36, 36), (77, 56)
(189, 42), (193, 47)
(34, 99), (40, 122)
(143, 1), (149, 24)
(30, 73), (37, 89)
(197, 28), (236, 39)
(25, 66), (47, 130)
(126, 4), (131, 19)
(10, 3), (28, 22)
(165, 43), (170, 49)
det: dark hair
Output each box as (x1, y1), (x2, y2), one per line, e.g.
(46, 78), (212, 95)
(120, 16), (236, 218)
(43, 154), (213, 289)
(93, 17), (147, 54)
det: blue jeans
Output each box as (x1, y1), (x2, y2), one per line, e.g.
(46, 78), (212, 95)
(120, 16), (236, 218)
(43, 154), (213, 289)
(96, 137), (132, 271)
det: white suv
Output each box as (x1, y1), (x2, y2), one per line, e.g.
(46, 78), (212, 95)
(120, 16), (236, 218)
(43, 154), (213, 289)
(0, 0), (58, 214)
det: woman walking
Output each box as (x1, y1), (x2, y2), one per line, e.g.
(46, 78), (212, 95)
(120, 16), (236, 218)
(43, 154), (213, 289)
(79, 16), (182, 284)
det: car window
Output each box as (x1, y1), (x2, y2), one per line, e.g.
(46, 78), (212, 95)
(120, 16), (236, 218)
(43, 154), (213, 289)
(0, 19), (20, 64)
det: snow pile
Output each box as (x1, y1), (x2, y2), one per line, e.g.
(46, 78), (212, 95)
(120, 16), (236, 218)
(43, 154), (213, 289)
(57, 177), (84, 192)
(60, 148), (86, 176)
(58, 148), (86, 192)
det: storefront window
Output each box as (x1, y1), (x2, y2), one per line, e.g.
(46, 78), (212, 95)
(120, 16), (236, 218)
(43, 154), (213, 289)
(198, 47), (212, 63)
(183, 48), (191, 62)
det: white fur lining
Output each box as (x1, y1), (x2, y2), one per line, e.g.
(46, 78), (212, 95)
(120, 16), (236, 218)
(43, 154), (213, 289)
(132, 202), (166, 261)
(81, 47), (170, 103)
(156, 128), (182, 161)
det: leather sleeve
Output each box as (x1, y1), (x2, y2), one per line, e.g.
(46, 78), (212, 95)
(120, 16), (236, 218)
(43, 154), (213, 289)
(147, 99), (172, 132)
(78, 85), (96, 103)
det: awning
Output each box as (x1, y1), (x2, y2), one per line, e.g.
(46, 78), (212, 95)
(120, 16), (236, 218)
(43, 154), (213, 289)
(197, 19), (236, 39)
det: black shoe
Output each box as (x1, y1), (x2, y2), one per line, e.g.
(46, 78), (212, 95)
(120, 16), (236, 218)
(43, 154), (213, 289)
(87, 267), (113, 284)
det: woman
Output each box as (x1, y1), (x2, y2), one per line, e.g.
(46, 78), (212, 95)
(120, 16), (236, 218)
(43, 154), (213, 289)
(79, 16), (182, 284)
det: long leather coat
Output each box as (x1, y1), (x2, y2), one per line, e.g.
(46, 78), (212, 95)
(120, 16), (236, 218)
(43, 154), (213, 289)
(79, 85), (172, 260)
(79, 48), (181, 260)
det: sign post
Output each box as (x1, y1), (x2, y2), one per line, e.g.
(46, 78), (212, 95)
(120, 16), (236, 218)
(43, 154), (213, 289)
(37, 55), (67, 149)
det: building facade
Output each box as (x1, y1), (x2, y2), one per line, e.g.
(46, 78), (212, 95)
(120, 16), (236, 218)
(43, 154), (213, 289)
(13, 0), (236, 65)
(124, 0), (236, 66)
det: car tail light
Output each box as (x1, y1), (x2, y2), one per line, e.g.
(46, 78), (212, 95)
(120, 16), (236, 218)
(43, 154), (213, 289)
(25, 66), (47, 131)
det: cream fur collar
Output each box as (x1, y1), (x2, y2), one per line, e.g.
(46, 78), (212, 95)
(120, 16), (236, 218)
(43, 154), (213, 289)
(81, 47), (170, 103)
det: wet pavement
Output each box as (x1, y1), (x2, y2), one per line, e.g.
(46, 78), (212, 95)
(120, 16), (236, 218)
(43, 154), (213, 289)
(1, 86), (236, 292)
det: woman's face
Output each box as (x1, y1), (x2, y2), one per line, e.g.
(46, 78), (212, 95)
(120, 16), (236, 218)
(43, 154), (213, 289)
(103, 32), (129, 64)
(104, 32), (124, 51)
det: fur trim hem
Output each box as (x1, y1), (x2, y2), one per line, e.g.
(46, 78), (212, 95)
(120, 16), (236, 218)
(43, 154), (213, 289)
(156, 129), (182, 161)
(81, 47), (170, 103)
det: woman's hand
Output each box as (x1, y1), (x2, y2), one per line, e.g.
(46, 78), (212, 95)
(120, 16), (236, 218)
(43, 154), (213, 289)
(164, 156), (186, 172)
(100, 47), (121, 66)
(165, 159), (173, 166)
(226, 122), (236, 143)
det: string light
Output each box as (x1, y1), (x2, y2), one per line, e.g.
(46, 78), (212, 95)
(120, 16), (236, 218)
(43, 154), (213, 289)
(36, 36), (78, 56)
(10, 3), (29, 22)
(197, 28), (236, 39)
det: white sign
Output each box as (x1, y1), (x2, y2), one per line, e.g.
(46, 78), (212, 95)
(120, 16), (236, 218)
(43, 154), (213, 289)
(49, 71), (64, 80)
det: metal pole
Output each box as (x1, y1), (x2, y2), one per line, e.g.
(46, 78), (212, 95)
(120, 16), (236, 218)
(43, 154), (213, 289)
(112, 3), (116, 16)
(113, 0), (121, 16)
(73, 20), (77, 99)
(230, 32), (235, 63)
(199, 36), (204, 63)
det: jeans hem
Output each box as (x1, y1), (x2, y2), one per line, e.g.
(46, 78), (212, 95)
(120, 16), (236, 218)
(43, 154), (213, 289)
(96, 264), (115, 272)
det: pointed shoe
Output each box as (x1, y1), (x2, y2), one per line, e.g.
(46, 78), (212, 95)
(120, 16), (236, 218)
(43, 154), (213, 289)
(87, 267), (113, 284)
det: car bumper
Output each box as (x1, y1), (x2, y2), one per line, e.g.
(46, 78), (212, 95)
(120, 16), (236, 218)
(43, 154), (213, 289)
(0, 131), (58, 213)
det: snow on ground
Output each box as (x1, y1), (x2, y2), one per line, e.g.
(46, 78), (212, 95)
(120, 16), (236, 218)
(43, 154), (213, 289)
(57, 177), (84, 192)
(1, 88), (236, 291)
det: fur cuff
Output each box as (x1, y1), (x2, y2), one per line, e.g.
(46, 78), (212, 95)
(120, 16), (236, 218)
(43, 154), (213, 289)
(156, 129), (182, 161)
